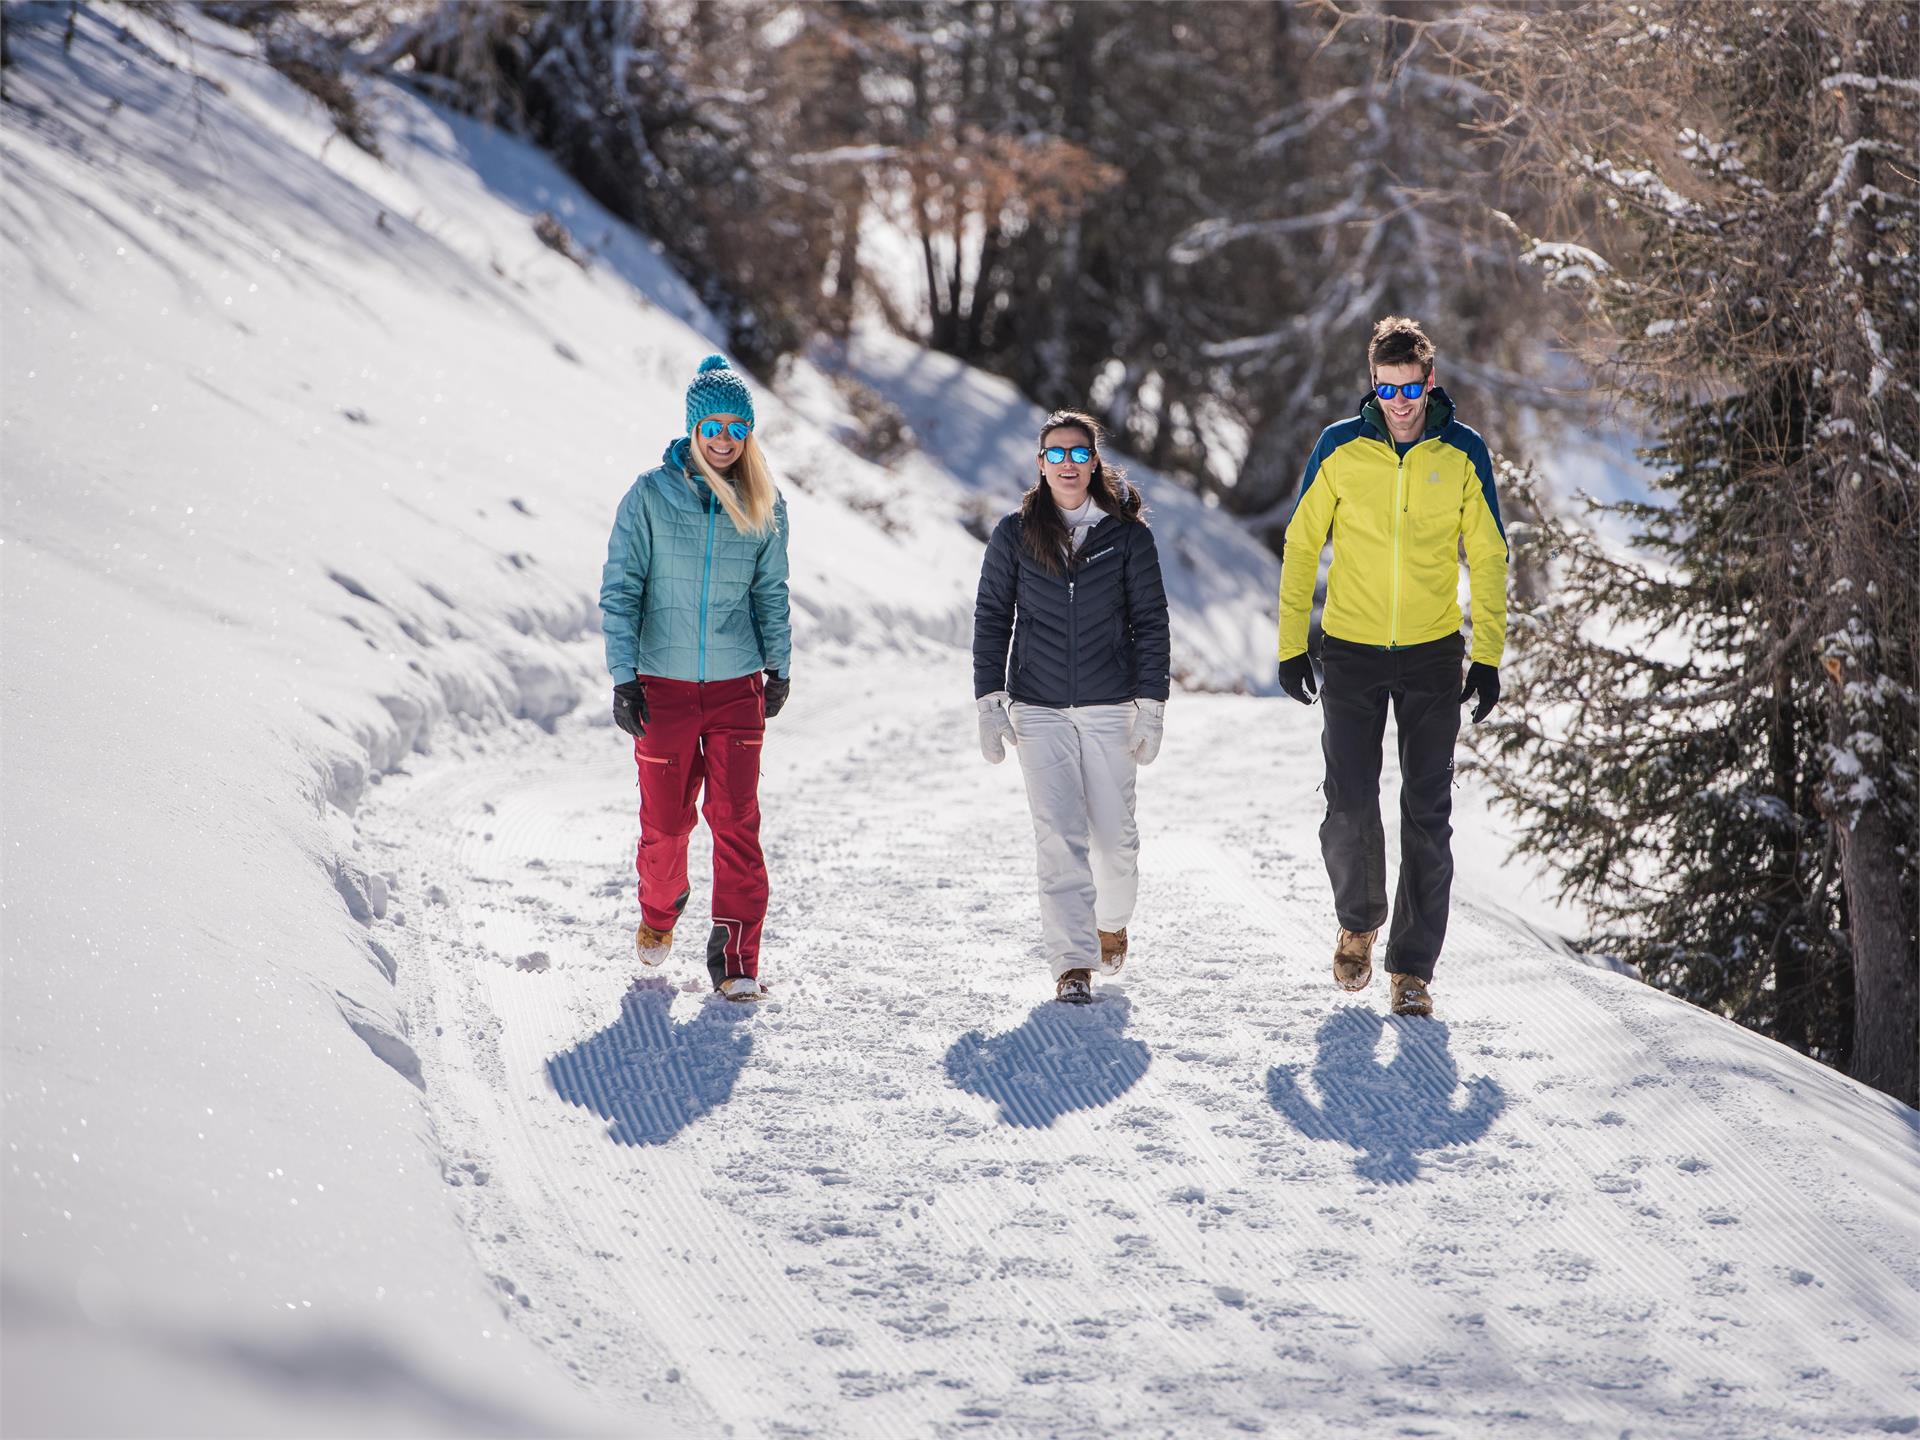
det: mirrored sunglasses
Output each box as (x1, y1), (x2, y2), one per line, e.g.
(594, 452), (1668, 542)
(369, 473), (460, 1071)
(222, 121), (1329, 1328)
(1373, 380), (1428, 401)
(1041, 445), (1093, 465)
(699, 420), (752, 441)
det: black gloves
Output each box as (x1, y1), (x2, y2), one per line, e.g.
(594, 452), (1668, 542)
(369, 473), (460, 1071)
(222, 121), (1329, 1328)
(1460, 662), (1500, 723)
(1277, 653), (1319, 706)
(613, 678), (650, 737)
(763, 671), (790, 719)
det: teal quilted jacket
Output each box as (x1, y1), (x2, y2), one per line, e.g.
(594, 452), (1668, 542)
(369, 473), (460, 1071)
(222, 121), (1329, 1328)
(600, 439), (792, 684)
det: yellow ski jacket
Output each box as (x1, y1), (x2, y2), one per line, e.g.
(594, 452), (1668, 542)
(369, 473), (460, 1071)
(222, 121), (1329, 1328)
(1277, 387), (1508, 666)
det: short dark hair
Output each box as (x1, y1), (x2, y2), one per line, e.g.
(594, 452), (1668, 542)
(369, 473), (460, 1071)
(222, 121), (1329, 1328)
(1368, 316), (1435, 375)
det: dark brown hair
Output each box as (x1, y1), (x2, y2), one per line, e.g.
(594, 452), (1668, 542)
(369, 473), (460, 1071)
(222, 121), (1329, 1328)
(1019, 410), (1142, 575)
(1367, 316), (1436, 376)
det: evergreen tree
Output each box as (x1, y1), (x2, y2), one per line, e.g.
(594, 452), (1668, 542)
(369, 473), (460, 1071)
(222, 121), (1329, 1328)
(1471, 0), (1917, 1100)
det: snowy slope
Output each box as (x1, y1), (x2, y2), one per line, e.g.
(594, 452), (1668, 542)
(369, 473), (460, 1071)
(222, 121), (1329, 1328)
(2, 6), (1916, 1439)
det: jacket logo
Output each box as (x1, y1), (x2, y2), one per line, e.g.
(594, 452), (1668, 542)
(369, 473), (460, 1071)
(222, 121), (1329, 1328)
(1426, 471), (1442, 484)
(1083, 546), (1116, 563)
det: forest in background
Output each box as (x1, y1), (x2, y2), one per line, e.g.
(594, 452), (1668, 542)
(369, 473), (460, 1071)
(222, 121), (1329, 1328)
(5, 0), (1912, 1099)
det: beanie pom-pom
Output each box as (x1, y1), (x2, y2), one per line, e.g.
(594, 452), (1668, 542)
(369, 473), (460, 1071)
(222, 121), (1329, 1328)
(697, 354), (731, 375)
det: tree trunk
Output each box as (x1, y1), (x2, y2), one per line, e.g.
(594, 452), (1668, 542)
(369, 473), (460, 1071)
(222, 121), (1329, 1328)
(1767, 658), (1807, 1052)
(1226, 405), (1306, 523)
(962, 219), (1004, 359)
(1822, 9), (1918, 1104)
(1829, 751), (1915, 1102)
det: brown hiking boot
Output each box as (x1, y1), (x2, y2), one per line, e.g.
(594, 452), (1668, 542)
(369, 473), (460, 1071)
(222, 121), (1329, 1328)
(1389, 972), (1434, 1017)
(1333, 927), (1379, 991)
(1056, 968), (1094, 1005)
(635, 922), (673, 966)
(1098, 928), (1128, 976)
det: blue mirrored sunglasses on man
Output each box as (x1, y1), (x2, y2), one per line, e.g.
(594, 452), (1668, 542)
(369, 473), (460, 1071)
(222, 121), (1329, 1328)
(1373, 380), (1428, 400)
(699, 419), (752, 441)
(1041, 445), (1094, 464)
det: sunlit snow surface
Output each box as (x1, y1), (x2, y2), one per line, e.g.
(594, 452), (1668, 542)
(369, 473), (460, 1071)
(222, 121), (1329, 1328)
(3, 6), (1915, 1437)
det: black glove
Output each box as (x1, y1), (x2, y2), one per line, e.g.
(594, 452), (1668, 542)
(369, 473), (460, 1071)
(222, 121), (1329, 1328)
(762, 670), (790, 719)
(613, 678), (650, 737)
(1277, 653), (1318, 705)
(1460, 662), (1500, 723)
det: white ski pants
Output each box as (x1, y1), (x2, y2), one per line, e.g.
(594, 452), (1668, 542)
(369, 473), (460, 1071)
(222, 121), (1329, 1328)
(1009, 702), (1140, 978)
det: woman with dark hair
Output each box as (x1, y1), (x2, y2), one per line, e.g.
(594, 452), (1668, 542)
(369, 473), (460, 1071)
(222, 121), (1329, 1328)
(972, 410), (1171, 1004)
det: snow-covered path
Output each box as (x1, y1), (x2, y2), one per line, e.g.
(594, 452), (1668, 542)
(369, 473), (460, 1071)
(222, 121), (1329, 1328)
(365, 658), (1920, 1439)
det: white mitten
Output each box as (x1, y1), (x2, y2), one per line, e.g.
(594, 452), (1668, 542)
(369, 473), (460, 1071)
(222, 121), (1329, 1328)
(1129, 698), (1165, 765)
(977, 691), (1017, 764)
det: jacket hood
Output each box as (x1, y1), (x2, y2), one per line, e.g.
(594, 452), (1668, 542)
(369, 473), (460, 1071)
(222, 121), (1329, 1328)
(1358, 384), (1456, 445)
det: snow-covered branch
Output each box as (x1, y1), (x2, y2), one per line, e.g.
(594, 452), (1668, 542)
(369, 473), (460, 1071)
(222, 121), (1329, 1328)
(1167, 197), (1368, 265)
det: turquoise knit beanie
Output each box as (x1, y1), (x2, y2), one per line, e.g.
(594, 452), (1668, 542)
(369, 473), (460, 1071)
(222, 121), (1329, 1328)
(685, 354), (756, 432)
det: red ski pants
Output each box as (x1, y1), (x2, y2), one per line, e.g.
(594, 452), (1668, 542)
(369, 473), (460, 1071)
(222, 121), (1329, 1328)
(632, 673), (767, 983)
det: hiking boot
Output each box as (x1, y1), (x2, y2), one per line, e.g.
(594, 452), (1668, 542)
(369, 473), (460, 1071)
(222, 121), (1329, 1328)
(635, 922), (674, 965)
(1333, 926), (1379, 991)
(1098, 928), (1128, 976)
(716, 975), (767, 1003)
(635, 889), (688, 966)
(1055, 968), (1094, 1005)
(1389, 972), (1433, 1017)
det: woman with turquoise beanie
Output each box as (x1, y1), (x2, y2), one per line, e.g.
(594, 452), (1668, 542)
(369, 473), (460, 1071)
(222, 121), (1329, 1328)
(600, 354), (792, 1001)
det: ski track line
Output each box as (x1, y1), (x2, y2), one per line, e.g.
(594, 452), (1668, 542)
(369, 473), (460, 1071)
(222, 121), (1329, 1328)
(395, 752), (931, 1436)
(365, 680), (1919, 1439)
(379, 669), (1039, 1434)
(380, 767), (731, 1436)
(747, 693), (1245, 1429)
(1160, 698), (1917, 1436)
(1182, 826), (1815, 1433)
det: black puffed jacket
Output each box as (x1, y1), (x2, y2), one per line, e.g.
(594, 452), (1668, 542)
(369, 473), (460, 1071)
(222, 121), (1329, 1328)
(972, 509), (1171, 707)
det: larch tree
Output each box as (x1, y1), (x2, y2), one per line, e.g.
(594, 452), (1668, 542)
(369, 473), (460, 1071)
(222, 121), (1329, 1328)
(1467, 0), (1917, 1101)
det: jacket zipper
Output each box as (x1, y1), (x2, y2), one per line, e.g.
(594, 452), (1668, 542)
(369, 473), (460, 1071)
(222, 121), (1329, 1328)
(1068, 575), (1077, 704)
(1390, 444), (1409, 648)
(1068, 516), (1108, 703)
(698, 490), (716, 682)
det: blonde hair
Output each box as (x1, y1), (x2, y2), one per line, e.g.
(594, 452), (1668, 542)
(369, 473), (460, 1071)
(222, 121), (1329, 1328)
(686, 428), (779, 535)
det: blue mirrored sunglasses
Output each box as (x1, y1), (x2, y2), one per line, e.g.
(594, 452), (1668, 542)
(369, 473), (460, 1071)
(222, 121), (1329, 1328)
(1373, 380), (1428, 400)
(1041, 445), (1094, 465)
(699, 420), (752, 442)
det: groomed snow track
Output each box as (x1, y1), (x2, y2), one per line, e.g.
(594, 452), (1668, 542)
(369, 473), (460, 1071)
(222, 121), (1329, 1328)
(367, 660), (1920, 1439)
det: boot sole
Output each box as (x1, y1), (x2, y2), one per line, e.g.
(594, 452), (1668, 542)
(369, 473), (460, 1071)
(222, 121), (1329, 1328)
(1390, 981), (1433, 1016)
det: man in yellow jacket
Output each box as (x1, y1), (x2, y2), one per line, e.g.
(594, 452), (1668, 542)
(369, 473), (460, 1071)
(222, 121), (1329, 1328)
(1275, 316), (1508, 1018)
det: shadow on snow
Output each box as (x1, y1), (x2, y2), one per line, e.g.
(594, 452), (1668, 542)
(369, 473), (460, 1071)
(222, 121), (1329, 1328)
(1267, 1008), (1505, 1184)
(946, 995), (1151, 1128)
(546, 978), (753, 1145)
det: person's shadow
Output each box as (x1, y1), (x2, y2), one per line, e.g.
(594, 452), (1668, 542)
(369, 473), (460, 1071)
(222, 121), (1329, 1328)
(1266, 1008), (1505, 1184)
(546, 979), (754, 1145)
(946, 995), (1151, 1128)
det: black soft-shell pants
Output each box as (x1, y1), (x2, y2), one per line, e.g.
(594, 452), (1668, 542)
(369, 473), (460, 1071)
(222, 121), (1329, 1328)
(1318, 633), (1463, 982)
